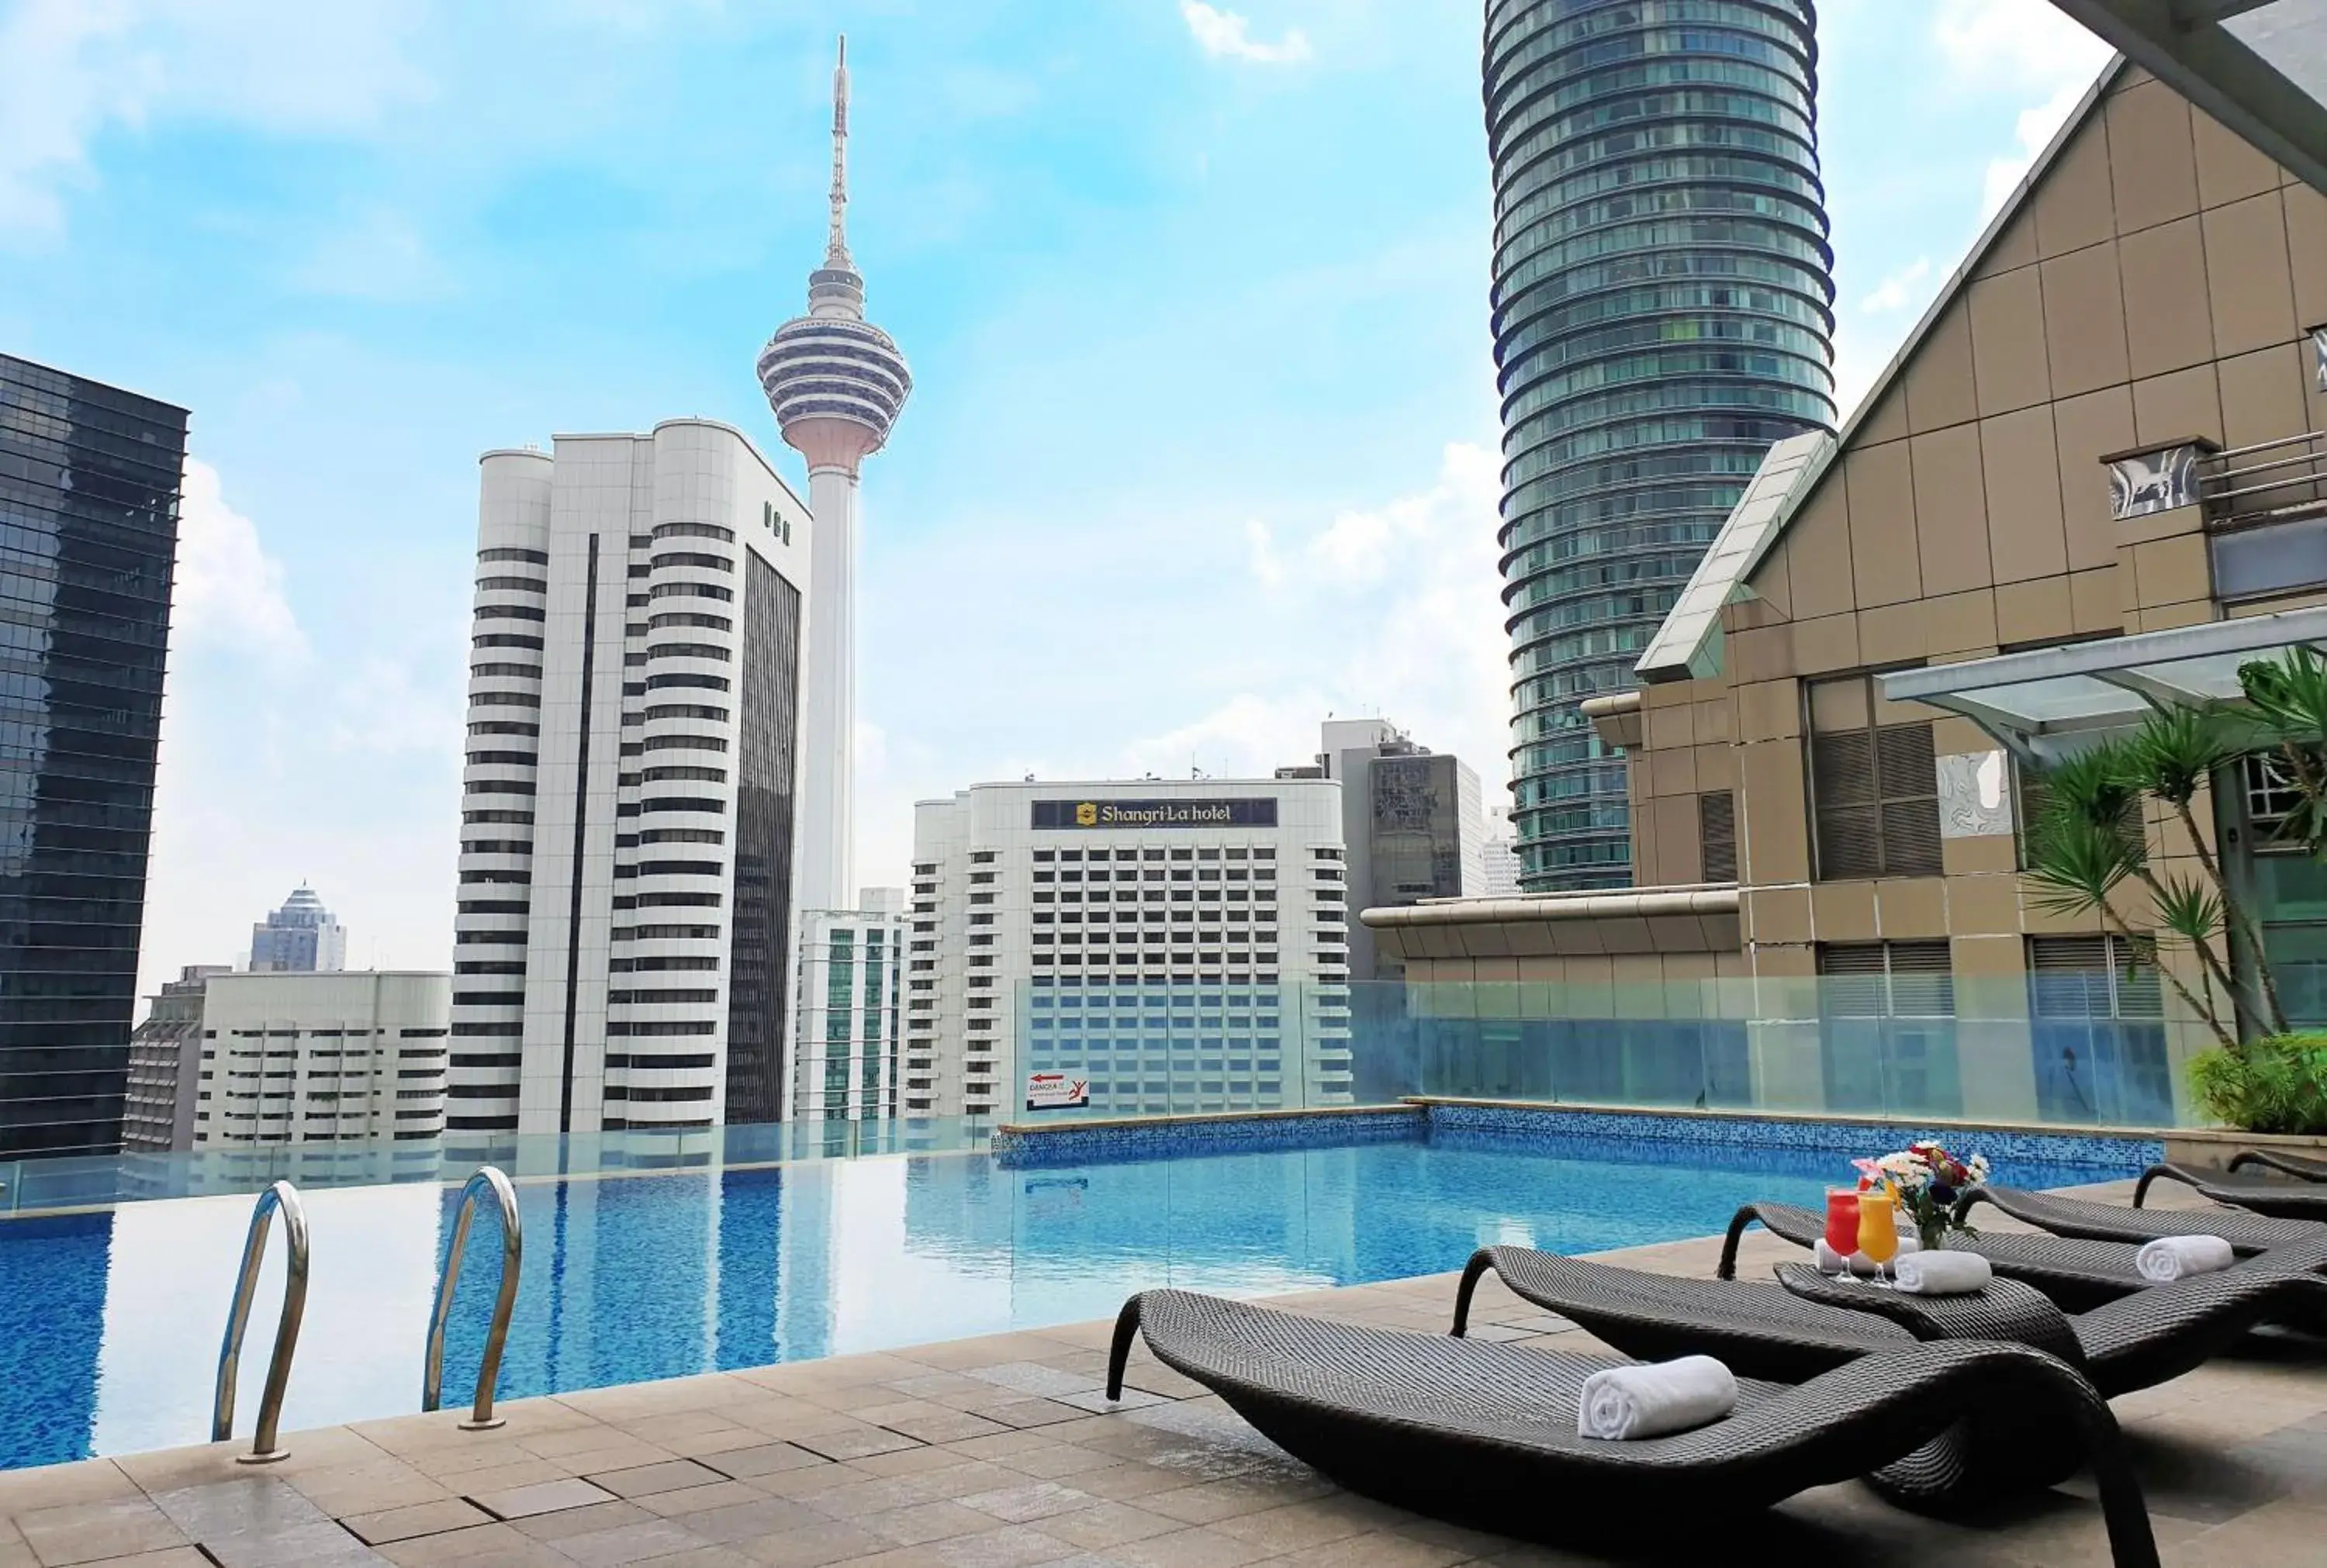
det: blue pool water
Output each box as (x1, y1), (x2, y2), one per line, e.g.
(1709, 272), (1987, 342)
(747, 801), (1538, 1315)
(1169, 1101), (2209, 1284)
(0, 1128), (2138, 1470)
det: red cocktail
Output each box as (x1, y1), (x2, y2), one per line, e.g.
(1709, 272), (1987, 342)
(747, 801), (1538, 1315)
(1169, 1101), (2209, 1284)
(1824, 1189), (1861, 1255)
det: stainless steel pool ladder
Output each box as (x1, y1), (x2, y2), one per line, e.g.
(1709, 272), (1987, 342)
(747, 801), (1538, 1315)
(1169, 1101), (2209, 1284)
(212, 1179), (309, 1464)
(423, 1165), (522, 1430)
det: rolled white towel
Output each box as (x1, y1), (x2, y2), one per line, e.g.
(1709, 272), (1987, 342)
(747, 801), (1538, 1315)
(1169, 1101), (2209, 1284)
(1814, 1238), (1850, 1274)
(1578, 1356), (1737, 1441)
(2137, 1235), (2234, 1282)
(1892, 1250), (1992, 1295)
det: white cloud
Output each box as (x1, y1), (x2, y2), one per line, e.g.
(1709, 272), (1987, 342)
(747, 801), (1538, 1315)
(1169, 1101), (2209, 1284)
(323, 654), (463, 758)
(1122, 692), (1323, 782)
(172, 458), (305, 658)
(1980, 76), (2091, 219)
(1180, 2), (1312, 65)
(1860, 256), (1931, 315)
(1127, 440), (1509, 793)
(853, 714), (941, 901)
(1244, 517), (1285, 588)
(0, 0), (428, 242)
(1933, 0), (2110, 92)
(1927, 0), (2112, 222)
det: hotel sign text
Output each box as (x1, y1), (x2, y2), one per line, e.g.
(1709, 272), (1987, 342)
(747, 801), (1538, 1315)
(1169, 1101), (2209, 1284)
(1031, 798), (1280, 830)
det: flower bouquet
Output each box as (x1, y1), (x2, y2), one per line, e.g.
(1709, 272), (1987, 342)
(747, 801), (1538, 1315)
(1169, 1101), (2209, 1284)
(1854, 1142), (1991, 1252)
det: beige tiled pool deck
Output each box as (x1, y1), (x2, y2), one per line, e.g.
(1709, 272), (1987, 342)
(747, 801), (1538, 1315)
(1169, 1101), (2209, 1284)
(5, 1180), (2322, 1567)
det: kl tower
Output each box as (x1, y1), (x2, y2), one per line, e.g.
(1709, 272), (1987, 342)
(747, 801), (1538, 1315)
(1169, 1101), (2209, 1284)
(758, 35), (911, 916)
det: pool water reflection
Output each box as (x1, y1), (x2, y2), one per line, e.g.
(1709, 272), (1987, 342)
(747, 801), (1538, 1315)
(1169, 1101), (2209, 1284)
(0, 1133), (2135, 1469)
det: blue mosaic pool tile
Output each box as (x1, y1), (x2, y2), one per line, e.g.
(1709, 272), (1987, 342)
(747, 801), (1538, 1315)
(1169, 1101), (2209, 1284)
(1421, 1103), (2162, 1172)
(991, 1101), (2162, 1174)
(990, 1107), (1424, 1169)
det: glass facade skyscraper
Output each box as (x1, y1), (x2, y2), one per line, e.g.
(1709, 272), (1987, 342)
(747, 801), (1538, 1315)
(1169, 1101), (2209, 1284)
(0, 354), (185, 1158)
(1485, 0), (1835, 890)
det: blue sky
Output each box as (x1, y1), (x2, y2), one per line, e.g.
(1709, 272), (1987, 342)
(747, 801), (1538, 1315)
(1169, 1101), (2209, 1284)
(0, 0), (2113, 993)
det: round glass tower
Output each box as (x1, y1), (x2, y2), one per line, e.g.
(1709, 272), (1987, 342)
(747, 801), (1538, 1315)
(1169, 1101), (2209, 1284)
(1485, 0), (1835, 890)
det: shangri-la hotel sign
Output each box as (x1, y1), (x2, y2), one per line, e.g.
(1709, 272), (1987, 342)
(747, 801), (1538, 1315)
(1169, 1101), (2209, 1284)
(1031, 798), (1280, 830)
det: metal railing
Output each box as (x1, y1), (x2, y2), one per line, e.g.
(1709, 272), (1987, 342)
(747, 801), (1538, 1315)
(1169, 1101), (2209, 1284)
(423, 1166), (522, 1430)
(2201, 429), (2327, 530)
(211, 1179), (309, 1463)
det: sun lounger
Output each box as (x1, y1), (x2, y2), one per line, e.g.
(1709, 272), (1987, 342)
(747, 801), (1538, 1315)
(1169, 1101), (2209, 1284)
(1955, 1185), (2325, 1252)
(2226, 1148), (2327, 1183)
(1454, 1245), (2327, 1402)
(1105, 1287), (2159, 1563)
(2133, 1162), (2327, 1219)
(1717, 1199), (2327, 1314)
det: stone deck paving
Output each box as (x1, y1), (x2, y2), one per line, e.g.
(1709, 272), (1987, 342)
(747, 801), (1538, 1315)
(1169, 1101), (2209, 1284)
(3, 1179), (2322, 1566)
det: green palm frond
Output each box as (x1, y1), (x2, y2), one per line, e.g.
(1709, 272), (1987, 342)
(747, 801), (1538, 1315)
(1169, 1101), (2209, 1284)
(2124, 705), (2235, 809)
(2149, 874), (2224, 947)
(2023, 808), (2140, 921)
(2031, 741), (2142, 834)
(2239, 648), (2327, 743)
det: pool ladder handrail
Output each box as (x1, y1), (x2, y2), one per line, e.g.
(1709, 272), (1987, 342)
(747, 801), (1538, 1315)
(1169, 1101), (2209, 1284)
(212, 1179), (309, 1464)
(423, 1165), (522, 1430)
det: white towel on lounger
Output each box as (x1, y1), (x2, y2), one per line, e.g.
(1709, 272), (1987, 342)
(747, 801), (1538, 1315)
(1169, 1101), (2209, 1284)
(1577, 1356), (1737, 1440)
(1891, 1250), (1991, 1295)
(2136, 1235), (2234, 1281)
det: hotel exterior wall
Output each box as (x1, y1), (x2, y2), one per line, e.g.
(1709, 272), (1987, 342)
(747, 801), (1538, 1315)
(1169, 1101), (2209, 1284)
(1379, 64), (2323, 1123)
(1721, 67), (2321, 982)
(193, 971), (450, 1147)
(909, 779), (1351, 1119)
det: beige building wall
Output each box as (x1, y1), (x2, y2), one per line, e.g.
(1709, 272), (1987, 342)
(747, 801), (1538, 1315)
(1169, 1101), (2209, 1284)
(1372, 62), (2323, 1121)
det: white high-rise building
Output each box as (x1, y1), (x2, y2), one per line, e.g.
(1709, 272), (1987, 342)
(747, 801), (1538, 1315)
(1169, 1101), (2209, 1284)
(1482, 834), (1523, 898)
(757, 36), (911, 918)
(192, 971), (450, 1148)
(789, 906), (905, 1121)
(249, 885), (347, 972)
(908, 778), (1352, 1119)
(449, 420), (815, 1138)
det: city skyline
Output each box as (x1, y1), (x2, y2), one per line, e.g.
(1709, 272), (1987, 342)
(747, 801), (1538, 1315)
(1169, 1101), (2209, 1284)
(0, 1), (2114, 998)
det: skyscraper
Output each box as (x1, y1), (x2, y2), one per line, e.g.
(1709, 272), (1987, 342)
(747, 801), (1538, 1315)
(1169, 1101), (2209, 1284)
(448, 422), (814, 1137)
(248, 884), (347, 972)
(757, 36), (912, 918)
(1303, 719), (1486, 982)
(0, 354), (185, 1159)
(122, 964), (228, 1153)
(1484, 2), (1835, 891)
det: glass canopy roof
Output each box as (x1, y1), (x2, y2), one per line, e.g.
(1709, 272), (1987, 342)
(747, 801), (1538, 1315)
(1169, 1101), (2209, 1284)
(1879, 606), (2327, 762)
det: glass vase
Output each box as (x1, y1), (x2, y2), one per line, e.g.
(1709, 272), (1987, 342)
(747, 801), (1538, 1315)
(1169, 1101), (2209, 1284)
(1916, 1209), (1950, 1253)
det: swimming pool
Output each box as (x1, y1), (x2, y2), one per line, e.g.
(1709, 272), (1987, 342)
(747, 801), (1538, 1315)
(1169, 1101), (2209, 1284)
(0, 1124), (2143, 1470)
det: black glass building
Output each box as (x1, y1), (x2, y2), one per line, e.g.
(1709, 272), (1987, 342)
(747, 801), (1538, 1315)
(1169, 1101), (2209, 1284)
(1485, 0), (1836, 889)
(0, 354), (185, 1158)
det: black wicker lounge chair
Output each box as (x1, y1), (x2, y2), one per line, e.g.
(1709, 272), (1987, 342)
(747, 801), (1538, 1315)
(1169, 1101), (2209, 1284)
(1717, 1199), (2327, 1314)
(1105, 1288), (2161, 1564)
(2228, 1148), (2327, 1183)
(2133, 1162), (2327, 1218)
(1956, 1185), (2325, 1252)
(1453, 1245), (2327, 1401)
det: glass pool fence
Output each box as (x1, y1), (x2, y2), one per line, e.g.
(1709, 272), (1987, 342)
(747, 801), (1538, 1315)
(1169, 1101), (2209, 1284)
(1011, 970), (2202, 1131)
(0, 968), (2204, 1217)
